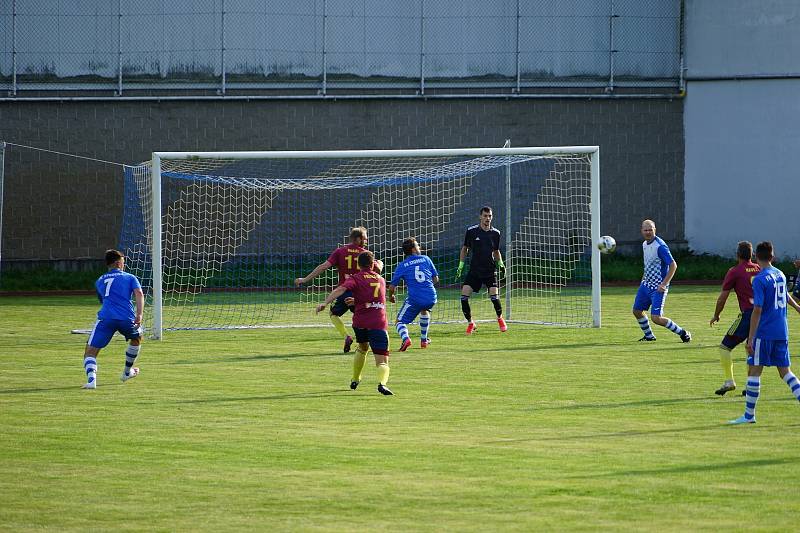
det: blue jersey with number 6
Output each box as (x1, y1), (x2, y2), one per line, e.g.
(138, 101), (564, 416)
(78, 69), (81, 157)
(95, 269), (142, 321)
(390, 255), (438, 305)
(752, 266), (789, 340)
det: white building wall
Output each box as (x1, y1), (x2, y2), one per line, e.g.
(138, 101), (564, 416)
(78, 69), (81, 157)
(684, 0), (800, 258)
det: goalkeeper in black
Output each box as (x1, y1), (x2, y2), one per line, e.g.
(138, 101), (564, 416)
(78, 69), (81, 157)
(456, 206), (507, 334)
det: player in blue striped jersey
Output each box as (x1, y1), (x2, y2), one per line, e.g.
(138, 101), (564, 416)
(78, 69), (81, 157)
(632, 219), (691, 343)
(730, 241), (800, 424)
(388, 238), (439, 351)
(82, 249), (144, 389)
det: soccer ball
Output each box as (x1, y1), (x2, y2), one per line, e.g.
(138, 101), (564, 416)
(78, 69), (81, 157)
(598, 235), (616, 254)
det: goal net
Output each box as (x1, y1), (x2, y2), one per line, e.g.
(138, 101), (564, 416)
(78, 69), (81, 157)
(121, 147), (600, 339)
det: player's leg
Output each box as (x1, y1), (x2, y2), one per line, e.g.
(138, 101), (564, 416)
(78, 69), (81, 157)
(488, 275), (506, 332)
(82, 320), (113, 389)
(651, 290), (691, 342)
(461, 275), (479, 334)
(716, 312), (749, 395)
(120, 321), (143, 382)
(731, 340), (767, 424)
(369, 330), (393, 395)
(419, 306), (433, 348)
(350, 328), (370, 390)
(632, 286), (656, 341)
(395, 299), (419, 351)
(330, 292), (354, 353)
(774, 343), (800, 402)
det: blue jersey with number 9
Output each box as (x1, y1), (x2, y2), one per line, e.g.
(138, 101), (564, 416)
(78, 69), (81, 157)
(390, 255), (438, 305)
(752, 266), (789, 340)
(95, 269), (142, 321)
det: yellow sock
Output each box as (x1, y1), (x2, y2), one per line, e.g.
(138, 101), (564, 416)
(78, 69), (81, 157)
(376, 362), (390, 385)
(719, 346), (734, 382)
(352, 348), (367, 383)
(330, 314), (348, 337)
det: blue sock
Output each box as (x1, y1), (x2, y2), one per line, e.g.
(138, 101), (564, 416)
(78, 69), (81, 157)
(783, 372), (800, 401)
(395, 322), (410, 343)
(124, 345), (140, 375)
(664, 319), (685, 336)
(637, 316), (654, 338)
(84, 356), (97, 384)
(744, 376), (760, 420)
(419, 314), (430, 340)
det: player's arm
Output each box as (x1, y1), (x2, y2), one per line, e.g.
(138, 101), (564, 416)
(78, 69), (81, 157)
(316, 285), (347, 313)
(456, 244), (469, 279)
(387, 284), (397, 303)
(133, 288), (144, 325)
(658, 260), (677, 292)
(492, 249), (505, 275)
(432, 275), (439, 284)
(296, 260), (333, 286)
(746, 304), (762, 355)
(787, 294), (800, 314)
(710, 288), (731, 326)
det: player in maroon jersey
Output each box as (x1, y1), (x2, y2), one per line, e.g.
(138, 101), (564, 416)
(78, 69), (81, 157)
(296, 227), (382, 353)
(709, 241), (761, 395)
(316, 251), (394, 395)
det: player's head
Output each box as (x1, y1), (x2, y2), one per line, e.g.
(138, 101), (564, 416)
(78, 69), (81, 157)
(754, 241), (774, 264)
(105, 249), (125, 269)
(479, 206), (493, 227)
(357, 250), (375, 270)
(349, 226), (367, 246)
(402, 237), (420, 256)
(641, 219), (656, 241)
(736, 241), (753, 261)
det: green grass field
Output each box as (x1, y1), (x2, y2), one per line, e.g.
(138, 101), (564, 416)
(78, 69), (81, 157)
(2, 286), (800, 531)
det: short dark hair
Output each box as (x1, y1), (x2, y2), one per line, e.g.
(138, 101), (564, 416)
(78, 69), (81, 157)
(480, 206), (492, 215)
(402, 237), (418, 256)
(736, 241), (753, 261)
(350, 226), (367, 242)
(357, 250), (375, 269)
(755, 241), (774, 262)
(105, 249), (124, 266)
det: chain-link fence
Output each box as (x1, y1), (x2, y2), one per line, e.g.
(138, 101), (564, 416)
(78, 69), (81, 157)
(0, 0), (684, 97)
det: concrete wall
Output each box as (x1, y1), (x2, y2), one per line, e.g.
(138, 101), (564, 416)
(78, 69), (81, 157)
(0, 97), (684, 262)
(684, 0), (800, 258)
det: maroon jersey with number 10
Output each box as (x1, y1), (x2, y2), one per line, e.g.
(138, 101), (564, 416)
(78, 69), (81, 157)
(722, 260), (761, 312)
(341, 269), (387, 330)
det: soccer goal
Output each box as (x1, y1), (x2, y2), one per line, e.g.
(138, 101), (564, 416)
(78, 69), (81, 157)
(121, 146), (600, 339)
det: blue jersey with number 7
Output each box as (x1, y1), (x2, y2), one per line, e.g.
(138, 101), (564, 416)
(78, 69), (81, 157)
(95, 269), (142, 321)
(752, 266), (789, 340)
(390, 255), (438, 305)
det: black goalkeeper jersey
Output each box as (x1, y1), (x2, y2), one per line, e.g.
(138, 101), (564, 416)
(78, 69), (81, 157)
(463, 224), (501, 276)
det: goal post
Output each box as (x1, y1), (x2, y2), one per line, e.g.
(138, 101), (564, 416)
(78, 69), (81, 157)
(125, 146), (601, 339)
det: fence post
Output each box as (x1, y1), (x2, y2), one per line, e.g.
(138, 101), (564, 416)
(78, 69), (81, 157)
(11, 0), (17, 96)
(419, 0), (425, 95)
(515, 0), (520, 93)
(322, 0), (327, 95)
(117, 0), (123, 95)
(607, 0), (617, 92)
(220, 0), (226, 95)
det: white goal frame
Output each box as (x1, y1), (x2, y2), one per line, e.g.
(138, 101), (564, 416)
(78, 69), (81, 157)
(149, 146), (601, 339)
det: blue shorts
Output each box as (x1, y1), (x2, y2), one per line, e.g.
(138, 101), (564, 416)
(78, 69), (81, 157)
(748, 338), (791, 367)
(88, 319), (142, 349)
(396, 298), (436, 324)
(633, 284), (668, 316)
(330, 290), (354, 317)
(721, 309), (752, 349)
(353, 327), (390, 355)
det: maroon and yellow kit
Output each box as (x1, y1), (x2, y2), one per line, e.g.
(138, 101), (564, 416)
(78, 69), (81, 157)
(722, 261), (761, 312)
(341, 269), (388, 330)
(328, 245), (367, 286)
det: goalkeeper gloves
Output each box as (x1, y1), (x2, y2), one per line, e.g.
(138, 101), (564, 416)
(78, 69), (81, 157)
(496, 258), (506, 277)
(455, 260), (465, 280)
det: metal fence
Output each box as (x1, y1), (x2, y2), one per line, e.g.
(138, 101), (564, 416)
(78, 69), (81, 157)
(0, 0), (684, 98)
